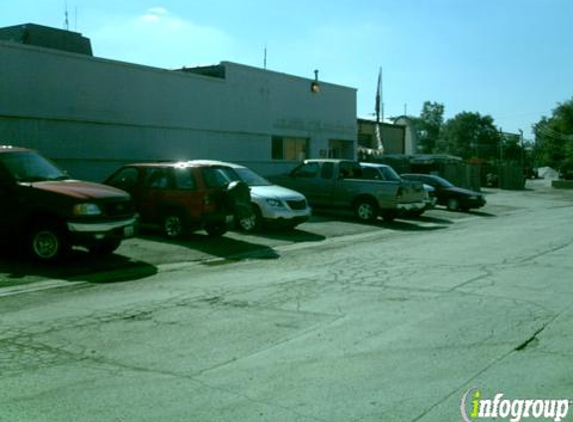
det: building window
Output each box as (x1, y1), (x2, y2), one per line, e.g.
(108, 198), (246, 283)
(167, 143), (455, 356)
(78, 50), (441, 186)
(271, 136), (308, 161)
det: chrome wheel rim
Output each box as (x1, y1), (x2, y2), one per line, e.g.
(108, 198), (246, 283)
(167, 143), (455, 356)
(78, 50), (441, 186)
(240, 214), (257, 231)
(32, 231), (59, 259)
(164, 215), (183, 237)
(357, 203), (375, 220)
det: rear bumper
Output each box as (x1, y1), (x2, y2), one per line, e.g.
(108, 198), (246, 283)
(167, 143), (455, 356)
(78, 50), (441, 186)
(396, 201), (426, 212)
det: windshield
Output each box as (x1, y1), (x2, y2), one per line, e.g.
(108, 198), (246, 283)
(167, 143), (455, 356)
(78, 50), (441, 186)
(233, 167), (272, 187)
(0, 151), (68, 182)
(431, 175), (455, 188)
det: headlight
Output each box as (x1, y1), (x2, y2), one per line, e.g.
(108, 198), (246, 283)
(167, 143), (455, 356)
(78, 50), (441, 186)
(469, 196), (478, 200)
(266, 198), (285, 208)
(73, 203), (102, 216)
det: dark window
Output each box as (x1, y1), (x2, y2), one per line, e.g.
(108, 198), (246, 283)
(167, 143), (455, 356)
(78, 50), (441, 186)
(174, 168), (197, 190)
(339, 162), (362, 179)
(272, 137), (284, 160)
(362, 167), (382, 180)
(292, 162), (319, 178)
(321, 162), (334, 179)
(272, 136), (308, 160)
(107, 167), (139, 191)
(144, 168), (171, 189)
(202, 167), (233, 188)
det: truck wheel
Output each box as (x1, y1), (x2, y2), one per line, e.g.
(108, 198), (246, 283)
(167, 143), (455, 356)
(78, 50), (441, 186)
(205, 223), (227, 237)
(89, 239), (121, 255)
(447, 198), (459, 211)
(354, 199), (378, 222)
(29, 224), (68, 261)
(162, 211), (186, 238)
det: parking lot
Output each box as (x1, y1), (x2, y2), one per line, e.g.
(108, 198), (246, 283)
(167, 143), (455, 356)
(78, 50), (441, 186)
(1, 191), (507, 291)
(1, 181), (572, 422)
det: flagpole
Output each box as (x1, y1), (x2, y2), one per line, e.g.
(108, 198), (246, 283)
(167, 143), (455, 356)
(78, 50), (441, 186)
(375, 67), (384, 153)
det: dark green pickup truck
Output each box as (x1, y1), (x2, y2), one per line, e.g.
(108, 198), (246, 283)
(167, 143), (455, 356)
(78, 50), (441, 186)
(272, 159), (426, 222)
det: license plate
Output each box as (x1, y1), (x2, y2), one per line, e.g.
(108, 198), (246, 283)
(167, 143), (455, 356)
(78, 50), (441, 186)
(225, 215), (234, 223)
(124, 225), (135, 237)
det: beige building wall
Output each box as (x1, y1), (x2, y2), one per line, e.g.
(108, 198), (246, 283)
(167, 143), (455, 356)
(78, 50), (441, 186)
(0, 40), (356, 180)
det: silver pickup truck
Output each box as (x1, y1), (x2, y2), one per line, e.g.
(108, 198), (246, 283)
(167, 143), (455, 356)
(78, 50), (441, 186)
(272, 159), (426, 222)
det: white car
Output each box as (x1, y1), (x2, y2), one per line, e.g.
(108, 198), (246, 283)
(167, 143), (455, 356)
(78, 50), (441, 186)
(189, 160), (311, 231)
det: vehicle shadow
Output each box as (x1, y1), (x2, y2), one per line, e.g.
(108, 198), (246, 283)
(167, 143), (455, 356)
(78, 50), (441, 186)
(138, 231), (281, 261)
(463, 210), (497, 217)
(247, 226), (326, 243)
(0, 247), (158, 287)
(376, 219), (449, 231)
(308, 210), (449, 231)
(400, 214), (454, 225)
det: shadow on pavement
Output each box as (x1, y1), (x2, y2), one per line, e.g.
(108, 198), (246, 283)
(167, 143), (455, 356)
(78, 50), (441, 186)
(139, 231), (280, 261)
(247, 226), (326, 243)
(464, 210), (497, 217)
(0, 246), (158, 288)
(377, 219), (449, 231)
(400, 214), (454, 225)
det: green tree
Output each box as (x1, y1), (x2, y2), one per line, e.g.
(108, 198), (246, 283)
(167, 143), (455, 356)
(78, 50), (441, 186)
(533, 97), (573, 171)
(437, 112), (501, 160)
(415, 101), (444, 153)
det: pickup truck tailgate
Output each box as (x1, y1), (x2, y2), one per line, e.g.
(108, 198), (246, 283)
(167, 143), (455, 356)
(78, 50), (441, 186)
(398, 181), (426, 203)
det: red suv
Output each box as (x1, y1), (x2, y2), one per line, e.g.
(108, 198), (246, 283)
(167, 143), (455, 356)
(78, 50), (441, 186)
(105, 162), (252, 238)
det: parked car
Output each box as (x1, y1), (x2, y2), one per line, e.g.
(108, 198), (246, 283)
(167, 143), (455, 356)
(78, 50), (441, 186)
(401, 174), (486, 211)
(272, 159), (426, 222)
(189, 160), (311, 231)
(360, 162), (433, 217)
(104, 161), (252, 238)
(0, 146), (137, 261)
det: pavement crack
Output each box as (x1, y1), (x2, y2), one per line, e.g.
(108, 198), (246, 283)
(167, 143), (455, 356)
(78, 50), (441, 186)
(514, 324), (546, 352)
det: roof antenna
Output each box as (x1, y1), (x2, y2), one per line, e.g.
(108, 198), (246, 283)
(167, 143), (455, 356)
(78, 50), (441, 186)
(263, 44), (267, 70)
(64, 0), (69, 30)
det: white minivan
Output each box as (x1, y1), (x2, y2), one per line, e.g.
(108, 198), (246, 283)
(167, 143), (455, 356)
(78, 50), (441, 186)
(190, 161), (311, 231)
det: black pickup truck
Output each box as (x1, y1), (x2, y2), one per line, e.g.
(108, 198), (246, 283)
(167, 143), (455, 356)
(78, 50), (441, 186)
(0, 146), (137, 261)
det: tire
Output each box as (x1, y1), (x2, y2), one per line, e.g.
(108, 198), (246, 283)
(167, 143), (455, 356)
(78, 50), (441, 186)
(354, 198), (378, 222)
(28, 224), (68, 262)
(447, 198), (459, 211)
(89, 239), (121, 255)
(238, 204), (261, 232)
(205, 223), (227, 237)
(162, 211), (186, 238)
(410, 209), (425, 217)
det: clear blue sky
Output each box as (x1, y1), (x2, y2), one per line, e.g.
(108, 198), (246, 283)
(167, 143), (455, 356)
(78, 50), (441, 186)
(2, 0), (572, 139)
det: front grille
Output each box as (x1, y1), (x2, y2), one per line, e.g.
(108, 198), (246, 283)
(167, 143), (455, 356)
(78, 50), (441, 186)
(104, 200), (135, 217)
(287, 199), (307, 210)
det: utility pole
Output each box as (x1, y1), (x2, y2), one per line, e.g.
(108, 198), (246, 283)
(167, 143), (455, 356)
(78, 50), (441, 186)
(519, 129), (525, 184)
(498, 128), (504, 189)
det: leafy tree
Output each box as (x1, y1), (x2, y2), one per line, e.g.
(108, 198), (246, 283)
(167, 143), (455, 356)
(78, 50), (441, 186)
(415, 101), (444, 153)
(436, 112), (501, 160)
(533, 97), (573, 171)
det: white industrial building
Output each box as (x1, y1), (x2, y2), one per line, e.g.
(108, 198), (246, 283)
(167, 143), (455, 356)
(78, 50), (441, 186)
(0, 24), (357, 181)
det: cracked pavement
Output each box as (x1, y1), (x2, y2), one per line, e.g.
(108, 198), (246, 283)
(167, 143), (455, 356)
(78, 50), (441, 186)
(1, 182), (572, 421)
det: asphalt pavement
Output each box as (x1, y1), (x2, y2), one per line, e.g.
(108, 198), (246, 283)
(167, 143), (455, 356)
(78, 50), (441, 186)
(1, 180), (572, 422)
